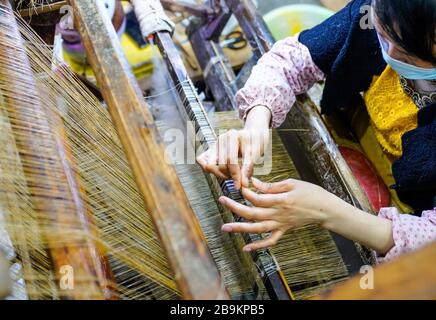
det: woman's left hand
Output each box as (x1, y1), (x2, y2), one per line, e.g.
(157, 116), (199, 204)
(219, 177), (348, 252)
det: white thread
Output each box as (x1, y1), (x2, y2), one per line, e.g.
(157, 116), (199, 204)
(143, 79), (190, 100)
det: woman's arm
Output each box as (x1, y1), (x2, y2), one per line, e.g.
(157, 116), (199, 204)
(324, 205), (436, 261)
(219, 177), (395, 254)
(197, 4), (360, 185)
(235, 36), (325, 128)
(220, 178), (436, 260)
(376, 207), (436, 262)
(197, 37), (323, 188)
(321, 200), (395, 255)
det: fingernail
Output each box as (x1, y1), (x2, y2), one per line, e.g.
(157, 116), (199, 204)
(243, 247), (252, 252)
(222, 225), (232, 232)
(218, 197), (226, 204)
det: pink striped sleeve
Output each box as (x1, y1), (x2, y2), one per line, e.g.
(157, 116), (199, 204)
(235, 36), (325, 128)
(376, 207), (436, 263)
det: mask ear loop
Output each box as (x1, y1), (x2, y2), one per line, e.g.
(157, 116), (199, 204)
(377, 33), (389, 52)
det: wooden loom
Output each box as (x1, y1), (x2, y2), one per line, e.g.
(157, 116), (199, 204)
(2, 1), (368, 298)
(1, 0), (422, 300)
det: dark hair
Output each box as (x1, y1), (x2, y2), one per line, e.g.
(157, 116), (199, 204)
(373, 0), (436, 64)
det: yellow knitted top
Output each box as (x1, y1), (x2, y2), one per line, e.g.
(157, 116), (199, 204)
(364, 66), (418, 159)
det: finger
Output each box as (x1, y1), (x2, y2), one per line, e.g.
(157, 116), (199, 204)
(217, 130), (235, 166)
(241, 164), (253, 188)
(226, 130), (242, 189)
(219, 196), (274, 221)
(228, 163), (242, 190)
(198, 145), (230, 180)
(196, 151), (209, 170)
(240, 131), (266, 188)
(241, 187), (287, 207)
(241, 146), (256, 188)
(252, 177), (296, 194)
(205, 164), (230, 180)
(203, 143), (218, 166)
(217, 163), (230, 178)
(243, 229), (284, 252)
(221, 220), (279, 234)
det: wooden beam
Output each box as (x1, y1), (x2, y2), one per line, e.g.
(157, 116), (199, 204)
(17, 1), (67, 18)
(187, 18), (239, 111)
(317, 242), (436, 300)
(224, 0), (275, 57)
(67, 0), (229, 300)
(50, 108), (118, 299)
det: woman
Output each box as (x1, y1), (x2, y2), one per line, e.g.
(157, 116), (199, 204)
(197, 0), (436, 262)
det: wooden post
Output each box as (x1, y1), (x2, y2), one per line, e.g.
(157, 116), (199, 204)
(67, 0), (229, 300)
(317, 242), (436, 300)
(0, 0), (115, 299)
(279, 98), (375, 271)
(187, 18), (239, 111)
(224, 0), (275, 57)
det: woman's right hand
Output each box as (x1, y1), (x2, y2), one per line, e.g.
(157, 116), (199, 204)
(196, 106), (271, 189)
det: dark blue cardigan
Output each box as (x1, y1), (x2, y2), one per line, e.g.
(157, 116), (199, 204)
(298, 0), (436, 213)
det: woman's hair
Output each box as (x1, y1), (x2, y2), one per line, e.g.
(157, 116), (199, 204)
(372, 0), (436, 64)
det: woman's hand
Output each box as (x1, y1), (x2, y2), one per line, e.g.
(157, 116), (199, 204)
(219, 177), (339, 251)
(220, 177), (395, 255)
(196, 106), (271, 189)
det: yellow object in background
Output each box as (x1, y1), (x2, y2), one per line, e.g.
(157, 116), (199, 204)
(63, 0), (153, 82)
(263, 4), (334, 40)
(63, 32), (154, 82)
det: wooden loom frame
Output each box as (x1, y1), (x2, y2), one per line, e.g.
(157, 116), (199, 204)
(4, 0), (435, 301)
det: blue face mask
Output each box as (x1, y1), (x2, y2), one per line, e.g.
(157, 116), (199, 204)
(377, 33), (436, 81)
